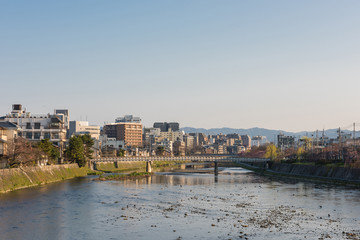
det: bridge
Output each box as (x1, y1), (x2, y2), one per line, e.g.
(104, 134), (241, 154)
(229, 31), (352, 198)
(89, 155), (269, 174)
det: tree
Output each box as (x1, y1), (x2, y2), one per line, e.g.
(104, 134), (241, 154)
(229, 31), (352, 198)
(296, 147), (305, 162)
(37, 139), (60, 164)
(66, 134), (94, 167)
(80, 134), (94, 159)
(156, 146), (165, 156)
(8, 137), (40, 167)
(265, 144), (278, 161)
(117, 149), (125, 157)
(66, 135), (86, 167)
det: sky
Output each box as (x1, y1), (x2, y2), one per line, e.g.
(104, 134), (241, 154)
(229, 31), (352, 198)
(1, 1), (360, 132)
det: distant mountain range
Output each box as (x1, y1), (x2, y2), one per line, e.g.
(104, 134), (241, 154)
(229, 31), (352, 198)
(181, 127), (359, 141)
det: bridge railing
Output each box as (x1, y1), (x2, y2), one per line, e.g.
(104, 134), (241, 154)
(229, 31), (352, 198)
(91, 156), (269, 163)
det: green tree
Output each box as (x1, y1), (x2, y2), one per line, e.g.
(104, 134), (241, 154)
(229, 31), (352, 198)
(80, 134), (94, 159)
(265, 144), (278, 161)
(117, 149), (125, 157)
(37, 139), (60, 163)
(67, 135), (86, 167)
(156, 146), (165, 156)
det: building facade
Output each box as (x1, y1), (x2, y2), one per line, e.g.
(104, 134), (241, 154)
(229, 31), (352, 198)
(69, 121), (100, 140)
(0, 122), (19, 157)
(1, 104), (67, 150)
(103, 122), (143, 147)
(115, 115), (141, 123)
(153, 122), (179, 132)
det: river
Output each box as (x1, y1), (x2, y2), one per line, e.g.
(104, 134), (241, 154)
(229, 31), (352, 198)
(0, 167), (359, 240)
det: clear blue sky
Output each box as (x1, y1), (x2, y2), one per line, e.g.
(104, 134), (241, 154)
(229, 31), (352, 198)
(1, 1), (360, 132)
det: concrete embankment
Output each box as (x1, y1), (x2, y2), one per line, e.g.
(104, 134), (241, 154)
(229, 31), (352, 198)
(240, 161), (360, 184)
(0, 164), (89, 193)
(95, 160), (189, 173)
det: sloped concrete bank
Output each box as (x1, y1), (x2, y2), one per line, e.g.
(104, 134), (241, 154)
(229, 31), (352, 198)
(240, 161), (360, 185)
(0, 164), (89, 193)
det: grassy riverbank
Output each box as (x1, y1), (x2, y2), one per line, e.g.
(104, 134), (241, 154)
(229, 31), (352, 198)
(0, 164), (89, 193)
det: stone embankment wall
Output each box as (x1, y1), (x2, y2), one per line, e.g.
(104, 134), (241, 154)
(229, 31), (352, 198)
(243, 162), (360, 183)
(0, 164), (88, 193)
(95, 160), (189, 173)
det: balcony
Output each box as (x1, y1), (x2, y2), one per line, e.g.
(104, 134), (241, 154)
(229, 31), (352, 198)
(0, 134), (8, 142)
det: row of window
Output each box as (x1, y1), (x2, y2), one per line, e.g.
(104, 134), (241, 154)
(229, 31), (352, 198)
(26, 122), (41, 129)
(22, 132), (60, 140)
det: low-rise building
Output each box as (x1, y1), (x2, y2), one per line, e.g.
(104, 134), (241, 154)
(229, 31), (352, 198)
(173, 140), (185, 156)
(0, 122), (19, 157)
(69, 121), (100, 140)
(1, 104), (67, 151)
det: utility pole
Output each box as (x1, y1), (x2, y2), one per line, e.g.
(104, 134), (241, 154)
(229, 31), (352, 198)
(353, 122), (356, 146)
(338, 127), (342, 161)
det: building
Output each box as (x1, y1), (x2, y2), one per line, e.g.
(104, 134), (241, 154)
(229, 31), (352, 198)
(173, 140), (185, 156)
(153, 122), (179, 132)
(1, 104), (67, 150)
(143, 128), (161, 148)
(103, 122), (143, 147)
(251, 136), (267, 147)
(216, 144), (226, 154)
(277, 133), (295, 150)
(115, 115), (141, 123)
(241, 135), (252, 148)
(55, 109), (70, 131)
(183, 134), (194, 151)
(226, 133), (240, 140)
(0, 122), (19, 157)
(159, 129), (183, 143)
(69, 121), (100, 140)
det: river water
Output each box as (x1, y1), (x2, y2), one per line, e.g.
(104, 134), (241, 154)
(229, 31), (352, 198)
(0, 167), (359, 240)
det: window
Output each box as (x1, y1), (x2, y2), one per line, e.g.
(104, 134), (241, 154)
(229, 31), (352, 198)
(26, 123), (31, 129)
(34, 123), (41, 129)
(52, 133), (59, 139)
(26, 132), (32, 139)
(44, 133), (50, 139)
(34, 132), (41, 139)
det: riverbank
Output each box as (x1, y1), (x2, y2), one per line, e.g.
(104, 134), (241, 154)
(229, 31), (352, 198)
(238, 161), (360, 185)
(0, 164), (89, 193)
(95, 160), (190, 173)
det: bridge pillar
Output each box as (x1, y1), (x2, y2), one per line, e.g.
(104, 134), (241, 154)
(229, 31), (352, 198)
(146, 161), (153, 173)
(214, 161), (218, 176)
(88, 160), (93, 170)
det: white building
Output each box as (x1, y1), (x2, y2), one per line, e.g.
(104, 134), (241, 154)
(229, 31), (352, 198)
(69, 121), (100, 140)
(100, 135), (125, 150)
(1, 104), (67, 150)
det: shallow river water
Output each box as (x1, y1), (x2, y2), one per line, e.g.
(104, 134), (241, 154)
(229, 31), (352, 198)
(0, 167), (359, 240)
